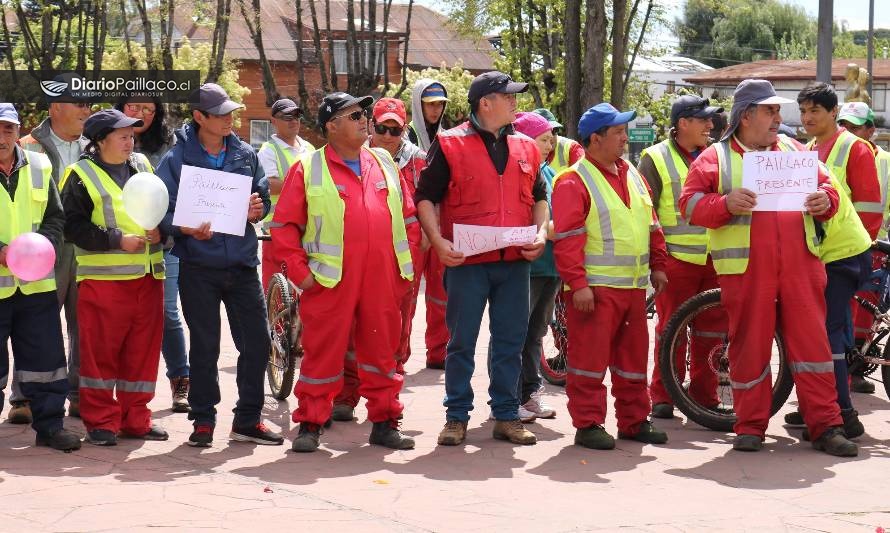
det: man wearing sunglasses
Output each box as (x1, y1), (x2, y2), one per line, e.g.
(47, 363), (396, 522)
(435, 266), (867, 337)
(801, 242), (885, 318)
(271, 92), (420, 453)
(257, 98), (315, 289)
(415, 71), (549, 447)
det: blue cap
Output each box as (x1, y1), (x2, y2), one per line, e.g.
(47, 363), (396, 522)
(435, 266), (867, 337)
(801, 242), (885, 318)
(577, 103), (636, 140)
(0, 103), (20, 125)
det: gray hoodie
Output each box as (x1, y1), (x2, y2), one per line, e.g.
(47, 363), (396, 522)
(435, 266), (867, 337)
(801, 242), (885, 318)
(408, 78), (448, 151)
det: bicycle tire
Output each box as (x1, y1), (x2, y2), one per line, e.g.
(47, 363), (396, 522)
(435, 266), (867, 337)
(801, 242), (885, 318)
(541, 291), (569, 386)
(880, 329), (890, 399)
(266, 273), (297, 401)
(658, 288), (794, 432)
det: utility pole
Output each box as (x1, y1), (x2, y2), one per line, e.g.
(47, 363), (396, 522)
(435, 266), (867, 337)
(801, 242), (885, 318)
(868, 0), (875, 95)
(816, 0), (833, 83)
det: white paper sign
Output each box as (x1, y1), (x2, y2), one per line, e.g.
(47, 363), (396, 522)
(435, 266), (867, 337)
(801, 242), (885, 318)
(741, 151), (819, 211)
(172, 165), (252, 236)
(453, 224), (537, 257)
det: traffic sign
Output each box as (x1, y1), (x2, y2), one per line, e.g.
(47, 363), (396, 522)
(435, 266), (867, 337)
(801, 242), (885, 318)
(628, 127), (656, 143)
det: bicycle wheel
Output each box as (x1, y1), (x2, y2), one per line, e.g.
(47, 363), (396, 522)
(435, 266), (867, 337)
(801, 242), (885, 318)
(658, 288), (794, 432)
(541, 291), (569, 386)
(646, 292), (656, 320)
(266, 273), (296, 401)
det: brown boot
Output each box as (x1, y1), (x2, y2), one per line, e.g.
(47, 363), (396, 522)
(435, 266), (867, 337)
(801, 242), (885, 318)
(170, 377), (190, 413)
(493, 419), (537, 445)
(7, 401), (32, 424)
(437, 420), (468, 446)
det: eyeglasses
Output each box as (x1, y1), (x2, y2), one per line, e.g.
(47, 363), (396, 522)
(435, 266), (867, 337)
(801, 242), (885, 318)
(126, 104), (156, 115)
(331, 109), (370, 122)
(373, 123), (403, 136)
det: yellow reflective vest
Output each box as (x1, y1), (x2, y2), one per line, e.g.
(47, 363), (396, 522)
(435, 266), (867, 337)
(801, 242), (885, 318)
(259, 139), (300, 229)
(550, 136), (581, 174)
(0, 151), (56, 299)
(61, 155), (165, 282)
(808, 129), (883, 217)
(301, 145), (414, 288)
(875, 146), (890, 240)
(641, 139), (708, 265)
(818, 169), (871, 264)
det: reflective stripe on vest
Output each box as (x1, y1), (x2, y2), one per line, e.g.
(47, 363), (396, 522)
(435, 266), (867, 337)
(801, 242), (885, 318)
(301, 146), (414, 288)
(553, 137), (572, 172)
(642, 140), (708, 265)
(260, 140), (299, 228)
(568, 159), (652, 289)
(66, 158), (165, 282)
(709, 140), (820, 275)
(814, 130), (883, 215)
(877, 149), (890, 239)
(818, 171), (872, 264)
(0, 151), (57, 299)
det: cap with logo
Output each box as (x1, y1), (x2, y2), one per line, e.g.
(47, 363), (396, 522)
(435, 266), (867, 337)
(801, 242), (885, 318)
(421, 83), (449, 103)
(0, 103), (20, 125)
(722, 79), (795, 141)
(373, 97), (407, 127)
(534, 108), (563, 129)
(271, 98), (301, 118)
(83, 109), (143, 141)
(467, 71), (529, 102)
(577, 103), (636, 140)
(190, 83), (244, 115)
(670, 95), (723, 127)
(838, 101), (875, 126)
(317, 92), (374, 129)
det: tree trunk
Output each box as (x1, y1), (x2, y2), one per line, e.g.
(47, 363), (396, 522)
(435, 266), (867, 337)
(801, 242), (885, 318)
(238, 0), (279, 106)
(294, 0), (312, 113)
(377, 0), (394, 94)
(392, 0), (414, 98)
(563, 0), (582, 137)
(207, 0), (233, 83)
(1, 5), (18, 83)
(623, 0), (653, 91)
(345, 0), (357, 93)
(610, 0), (628, 107)
(325, 0), (337, 90)
(119, 0), (138, 70)
(160, 0), (176, 71)
(92, 0), (108, 74)
(582, 0), (607, 109)
(134, 0), (157, 70)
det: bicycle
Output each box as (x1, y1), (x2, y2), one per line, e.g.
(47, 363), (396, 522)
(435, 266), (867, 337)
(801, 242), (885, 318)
(848, 239), (890, 398)
(258, 234), (303, 401)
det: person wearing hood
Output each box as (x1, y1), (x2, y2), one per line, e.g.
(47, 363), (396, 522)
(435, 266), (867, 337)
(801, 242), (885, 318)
(679, 79), (857, 457)
(534, 108), (584, 173)
(408, 79), (449, 151)
(156, 83), (283, 449)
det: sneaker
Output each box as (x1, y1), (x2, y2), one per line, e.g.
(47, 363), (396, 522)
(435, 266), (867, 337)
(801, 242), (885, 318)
(68, 399), (80, 418)
(7, 401), (32, 424)
(850, 374), (875, 394)
(526, 386), (556, 419)
(35, 428), (82, 452)
(650, 403), (674, 419)
(121, 425), (169, 441)
(170, 377), (190, 413)
(618, 421), (668, 444)
(517, 405), (537, 423)
(369, 420), (415, 450)
(812, 426), (858, 457)
(188, 424), (214, 448)
(86, 429), (118, 446)
(784, 410), (805, 426)
(230, 422), (285, 445)
(574, 424), (616, 450)
(331, 404), (355, 422)
(437, 420), (468, 446)
(492, 419), (537, 445)
(291, 423), (322, 453)
(732, 434), (763, 452)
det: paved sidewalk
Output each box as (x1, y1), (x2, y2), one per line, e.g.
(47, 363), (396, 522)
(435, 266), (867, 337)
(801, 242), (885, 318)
(2, 294), (890, 532)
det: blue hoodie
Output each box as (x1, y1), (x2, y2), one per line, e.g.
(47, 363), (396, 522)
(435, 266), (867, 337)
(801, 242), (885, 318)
(157, 123), (270, 269)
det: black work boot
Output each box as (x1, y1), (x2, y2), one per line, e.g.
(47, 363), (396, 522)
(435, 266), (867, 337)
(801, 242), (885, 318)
(291, 423), (322, 453)
(732, 434), (763, 452)
(812, 426), (858, 457)
(574, 424), (616, 450)
(618, 421), (668, 444)
(35, 428), (82, 452)
(841, 409), (865, 439)
(850, 373), (875, 394)
(369, 420), (415, 450)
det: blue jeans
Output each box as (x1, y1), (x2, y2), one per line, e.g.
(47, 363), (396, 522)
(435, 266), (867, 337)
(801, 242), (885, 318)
(179, 262), (269, 428)
(162, 251), (189, 379)
(444, 261), (530, 422)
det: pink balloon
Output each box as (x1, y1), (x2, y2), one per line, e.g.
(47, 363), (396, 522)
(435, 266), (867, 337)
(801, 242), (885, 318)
(7, 232), (56, 282)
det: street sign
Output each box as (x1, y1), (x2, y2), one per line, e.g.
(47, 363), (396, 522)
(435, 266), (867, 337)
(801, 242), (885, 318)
(628, 127), (656, 143)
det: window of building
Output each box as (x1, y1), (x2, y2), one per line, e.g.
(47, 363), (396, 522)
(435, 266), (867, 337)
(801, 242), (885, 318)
(250, 120), (271, 150)
(332, 40), (386, 75)
(666, 80), (676, 93)
(871, 83), (887, 112)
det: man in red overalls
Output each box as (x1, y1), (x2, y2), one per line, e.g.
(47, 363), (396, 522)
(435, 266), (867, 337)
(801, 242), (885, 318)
(679, 79), (858, 456)
(271, 93), (420, 453)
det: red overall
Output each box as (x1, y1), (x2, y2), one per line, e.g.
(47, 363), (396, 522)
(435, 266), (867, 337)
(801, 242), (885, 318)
(552, 156), (668, 434)
(270, 146), (419, 425)
(679, 138), (843, 440)
(78, 275), (163, 435)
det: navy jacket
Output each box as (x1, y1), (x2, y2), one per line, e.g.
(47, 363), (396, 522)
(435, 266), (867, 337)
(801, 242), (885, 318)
(157, 123), (270, 269)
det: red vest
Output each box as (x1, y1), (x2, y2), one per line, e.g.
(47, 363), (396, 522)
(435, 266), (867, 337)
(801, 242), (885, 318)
(438, 122), (540, 264)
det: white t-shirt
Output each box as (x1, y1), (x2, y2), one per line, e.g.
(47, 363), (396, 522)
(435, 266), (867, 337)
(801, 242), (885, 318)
(257, 134), (314, 178)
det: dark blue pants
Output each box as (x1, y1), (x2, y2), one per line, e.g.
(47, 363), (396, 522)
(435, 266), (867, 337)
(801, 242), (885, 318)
(179, 263), (269, 428)
(0, 290), (68, 436)
(444, 261), (530, 422)
(161, 251), (189, 379)
(519, 276), (561, 403)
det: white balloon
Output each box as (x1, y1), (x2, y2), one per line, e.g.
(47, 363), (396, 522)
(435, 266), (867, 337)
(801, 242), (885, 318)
(122, 172), (169, 230)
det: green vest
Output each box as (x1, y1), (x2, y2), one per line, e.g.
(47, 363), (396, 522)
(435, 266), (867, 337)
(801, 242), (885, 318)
(876, 146), (890, 240)
(818, 170), (872, 264)
(0, 151), (56, 299)
(559, 158), (654, 289)
(259, 139), (299, 228)
(809, 130), (883, 217)
(710, 139), (821, 275)
(301, 146), (414, 288)
(62, 155), (165, 282)
(551, 136), (578, 174)
(641, 139), (708, 265)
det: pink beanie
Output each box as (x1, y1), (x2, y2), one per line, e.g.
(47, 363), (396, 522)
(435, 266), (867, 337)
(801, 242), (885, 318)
(513, 111), (553, 140)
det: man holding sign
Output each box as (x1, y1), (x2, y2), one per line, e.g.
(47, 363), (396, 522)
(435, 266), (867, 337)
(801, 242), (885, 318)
(157, 83), (281, 448)
(680, 79), (857, 456)
(415, 71), (548, 447)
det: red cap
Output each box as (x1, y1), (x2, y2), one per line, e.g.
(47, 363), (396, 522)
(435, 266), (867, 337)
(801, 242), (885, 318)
(373, 97), (406, 127)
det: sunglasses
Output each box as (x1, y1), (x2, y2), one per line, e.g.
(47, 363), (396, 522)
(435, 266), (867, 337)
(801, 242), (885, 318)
(332, 109), (370, 122)
(373, 123), (403, 136)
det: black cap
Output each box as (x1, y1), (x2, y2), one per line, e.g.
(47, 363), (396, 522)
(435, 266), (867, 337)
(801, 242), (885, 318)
(271, 98), (301, 118)
(467, 71), (528, 103)
(670, 95), (723, 127)
(317, 92), (374, 129)
(190, 83), (244, 115)
(83, 109), (143, 141)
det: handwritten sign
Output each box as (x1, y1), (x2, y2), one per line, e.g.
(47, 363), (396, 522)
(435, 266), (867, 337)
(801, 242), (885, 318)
(741, 151), (818, 211)
(453, 224), (537, 257)
(172, 165), (252, 236)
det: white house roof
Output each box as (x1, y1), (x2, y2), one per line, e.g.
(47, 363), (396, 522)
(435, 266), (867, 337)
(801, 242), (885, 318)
(633, 55), (713, 74)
